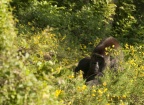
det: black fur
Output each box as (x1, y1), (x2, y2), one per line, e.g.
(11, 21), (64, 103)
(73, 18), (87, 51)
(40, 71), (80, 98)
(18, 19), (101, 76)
(86, 37), (123, 82)
(74, 57), (91, 79)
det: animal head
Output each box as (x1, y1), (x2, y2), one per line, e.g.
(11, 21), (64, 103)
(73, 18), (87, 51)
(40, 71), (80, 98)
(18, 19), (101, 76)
(89, 53), (106, 74)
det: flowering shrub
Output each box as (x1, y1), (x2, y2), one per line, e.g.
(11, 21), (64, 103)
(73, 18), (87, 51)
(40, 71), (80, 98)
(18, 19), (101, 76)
(31, 42), (143, 105)
(1, 0), (144, 105)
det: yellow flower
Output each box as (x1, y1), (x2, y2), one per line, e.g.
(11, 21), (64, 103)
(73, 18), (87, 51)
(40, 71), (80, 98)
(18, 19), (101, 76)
(98, 89), (103, 95)
(141, 65), (144, 70)
(107, 94), (110, 98)
(120, 102), (125, 105)
(105, 52), (109, 55)
(130, 80), (133, 83)
(68, 101), (72, 105)
(61, 35), (66, 41)
(122, 95), (126, 99)
(129, 60), (136, 66)
(56, 67), (62, 74)
(103, 88), (108, 93)
(89, 42), (92, 45)
(92, 89), (96, 93)
(105, 47), (108, 51)
(77, 85), (87, 92)
(67, 47), (70, 51)
(28, 22), (31, 25)
(103, 82), (107, 86)
(40, 51), (43, 55)
(82, 85), (87, 90)
(83, 45), (87, 49)
(112, 45), (115, 48)
(68, 75), (74, 79)
(55, 89), (62, 97)
(139, 45), (142, 49)
(125, 43), (129, 49)
(92, 93), (95, 97)
(78, 70), (83, 78)
(142, 52), (144, 56)
(37, 35), (41, 40)
(92, 85), (96, 88)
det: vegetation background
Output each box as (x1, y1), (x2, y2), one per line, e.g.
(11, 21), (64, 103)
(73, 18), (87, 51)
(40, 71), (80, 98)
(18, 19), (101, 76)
(0, 0), (144, 105)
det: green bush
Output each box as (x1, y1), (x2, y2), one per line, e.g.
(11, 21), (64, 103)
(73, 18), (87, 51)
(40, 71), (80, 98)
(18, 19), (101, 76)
(0, 0), (20, 104)
(13, 0), (116, 44)
(12, 0), (144, 44)
(1, 0), (143, 104)
(13, 28), (144, 105)
(112, 0), (144, 44)
(0, 1), (57, 105)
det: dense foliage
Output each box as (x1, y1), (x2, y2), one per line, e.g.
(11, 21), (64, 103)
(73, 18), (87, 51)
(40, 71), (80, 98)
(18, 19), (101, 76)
(0, 0), (144, 105)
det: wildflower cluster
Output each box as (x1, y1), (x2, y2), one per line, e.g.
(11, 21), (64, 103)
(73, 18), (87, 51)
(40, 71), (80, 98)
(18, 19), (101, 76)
(77, 85), (87, 92)
(55, 89), (63, 97)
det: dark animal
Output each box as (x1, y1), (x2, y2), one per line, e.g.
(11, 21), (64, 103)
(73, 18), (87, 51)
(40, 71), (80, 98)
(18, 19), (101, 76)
(74, 57), (91, 79)
(86, 36), (123, 82)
